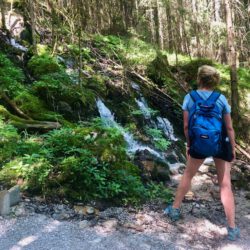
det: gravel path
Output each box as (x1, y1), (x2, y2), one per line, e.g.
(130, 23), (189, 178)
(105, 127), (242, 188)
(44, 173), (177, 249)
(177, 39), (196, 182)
(0, 212), (249, 250)
(0, 214), (192, 250)
(1, 161), (249, 250)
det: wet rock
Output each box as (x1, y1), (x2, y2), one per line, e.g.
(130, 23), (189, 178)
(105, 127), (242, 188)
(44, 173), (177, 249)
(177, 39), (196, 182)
(0, 190), (10, 215)
(198, 164), (209, 174)
(57, 101), (73, 115)
(79, 220), (90, 229)
(13, 203), (26, 216)
(245, 192), (250, 200)
(209, 185), (220, 200)
(204, 158), (214, 166)
(135, 214), (154, 225)
(86, 206), (95, 215)
(185, 191), (195, 201)
(123, 222), (144, 232)
(134, 150), (170, 181)
(102, 219), (118, 231)
(178, 164), (186, 174)
(231, 166), (242, 181)
(74, 205), (98, 216)
(8, 185), (21, 206)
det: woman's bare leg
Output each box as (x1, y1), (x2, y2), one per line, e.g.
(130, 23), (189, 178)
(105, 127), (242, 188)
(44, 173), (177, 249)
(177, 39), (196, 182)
(172, 156), (204, 208)
(214, 158), (235, 228)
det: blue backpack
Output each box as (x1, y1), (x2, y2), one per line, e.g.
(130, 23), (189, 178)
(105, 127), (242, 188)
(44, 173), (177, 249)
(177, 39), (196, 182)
(189, 90), (223, 157)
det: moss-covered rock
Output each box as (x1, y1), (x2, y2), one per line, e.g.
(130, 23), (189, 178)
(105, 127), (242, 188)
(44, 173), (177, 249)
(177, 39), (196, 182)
(28, 54), (61, 78)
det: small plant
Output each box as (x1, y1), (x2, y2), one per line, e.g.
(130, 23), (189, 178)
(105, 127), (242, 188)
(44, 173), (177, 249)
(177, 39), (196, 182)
(0, 53), (25, 97)
(145, 127), (171, 151)
(146, 181), (173, 203)
(0, 117), (19, 163)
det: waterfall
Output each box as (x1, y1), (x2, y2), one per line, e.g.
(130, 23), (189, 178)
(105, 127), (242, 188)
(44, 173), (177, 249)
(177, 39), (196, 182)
(135, 97), (152, 120)
(9, 38), (28, 52)
(156, 117), (178, 141)
(132, 82), (178, 141)
(96, 98), (163, 158)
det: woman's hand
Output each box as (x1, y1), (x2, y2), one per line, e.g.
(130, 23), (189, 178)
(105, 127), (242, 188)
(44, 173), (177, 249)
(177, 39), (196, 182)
(186, 146), (190, 159)
(232, 148), (236, 162)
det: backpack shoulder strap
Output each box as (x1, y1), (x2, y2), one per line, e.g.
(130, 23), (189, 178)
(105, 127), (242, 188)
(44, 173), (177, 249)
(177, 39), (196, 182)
(189, 90), (203, 102)
(207, 91), (221, 103)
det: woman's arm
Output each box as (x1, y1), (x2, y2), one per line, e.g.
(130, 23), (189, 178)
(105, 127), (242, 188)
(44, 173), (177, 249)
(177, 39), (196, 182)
(223, 113), (236, 160)
(183, 111), (190, 145)
(183, 111), (190, 157)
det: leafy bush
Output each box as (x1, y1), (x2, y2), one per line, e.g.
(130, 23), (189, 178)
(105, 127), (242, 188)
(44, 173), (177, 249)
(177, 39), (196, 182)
(146, 181), (173, 202)
(0, 123), (150, 204)
(179, 58), (214, 87)
(0, 53), (25, 97)
(145, 127), (171, 151)
(0, 117), (19, 164)
(14, 91), (64, 121)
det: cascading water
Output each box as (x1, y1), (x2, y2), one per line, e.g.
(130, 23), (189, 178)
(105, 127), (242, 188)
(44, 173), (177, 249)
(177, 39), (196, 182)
(156, 116), (178, 141)
(132, 82), (178, 141)
(96, 98), (163, 158)
(135, 97), (153, 120)
(9, 38), (28, 52)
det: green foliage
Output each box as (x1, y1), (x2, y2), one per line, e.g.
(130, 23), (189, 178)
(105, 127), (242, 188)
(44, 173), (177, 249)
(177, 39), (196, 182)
(177, 58), (214, 87)
(87, 74), (107, 93)
(16, 135), (44, 156)
(28, 54), (61, 78)
(31, 60), (98, 115)
(36, 44), (51, 56)
(145, 127), (171, 151)
(132, 108), (158, 117)
(93, 35), (156, 66)
(57, 153), (146, 203)
(0, 117), (19, 163)
(0, 123), (148, 204)
(146, 181), (173, 202)
(120, 37), (157, 66)
(148, 51), (170, 84)
(14, 91), (64, 121)
(67, 44), (93, 62)
(0, 52), (25, 97)
(237, 67), (250, 90)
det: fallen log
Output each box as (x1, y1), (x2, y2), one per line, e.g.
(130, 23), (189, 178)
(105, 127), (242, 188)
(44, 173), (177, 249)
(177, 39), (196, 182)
(12, 120), (61, 130)
(0, 104), (61, 131)
(236, 144), (250, 162)
(1, 92), (32, 120)
(127, 70), (182, 109)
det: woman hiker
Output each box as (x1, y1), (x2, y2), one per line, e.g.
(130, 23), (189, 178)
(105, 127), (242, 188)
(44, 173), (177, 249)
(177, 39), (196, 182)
(164, 65), (240, 241)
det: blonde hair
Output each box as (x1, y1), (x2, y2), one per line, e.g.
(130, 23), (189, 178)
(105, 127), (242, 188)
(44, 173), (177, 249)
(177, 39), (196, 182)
(197, 65), (220, 89)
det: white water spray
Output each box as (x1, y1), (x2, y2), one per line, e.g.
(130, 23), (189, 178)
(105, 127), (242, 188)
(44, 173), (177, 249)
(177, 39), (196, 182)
(96, 98), (163, 158)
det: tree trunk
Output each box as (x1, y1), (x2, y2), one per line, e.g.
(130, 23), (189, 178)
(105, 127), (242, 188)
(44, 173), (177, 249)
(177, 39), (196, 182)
(192, 0), (201, 57)
(214, 0), (221, 22)
(166, 3), (174, 52)
(0, 0), (6, 30)
(154, 0), (164, 50)
(149, 0), (156, 44)
(134, 0), (139, 27)
(224, 0), (239, 124)
(28, 0), (37, 53)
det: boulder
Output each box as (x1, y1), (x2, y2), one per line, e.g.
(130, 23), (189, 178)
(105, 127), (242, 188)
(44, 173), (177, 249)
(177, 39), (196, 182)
(0, 190), (10, 215)
(134, 149), (170, 181)
(8, 185), (21, 206)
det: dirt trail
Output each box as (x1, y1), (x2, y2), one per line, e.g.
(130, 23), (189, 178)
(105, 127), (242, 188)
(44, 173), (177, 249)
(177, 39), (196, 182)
(0, 161), (249, 250)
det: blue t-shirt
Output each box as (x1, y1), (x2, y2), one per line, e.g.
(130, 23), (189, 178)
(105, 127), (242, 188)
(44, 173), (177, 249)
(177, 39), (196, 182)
(182, 90), (231, 114)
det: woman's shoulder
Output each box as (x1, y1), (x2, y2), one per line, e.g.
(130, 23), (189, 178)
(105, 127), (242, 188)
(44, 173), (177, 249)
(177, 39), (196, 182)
(218, 93), (228, 102)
